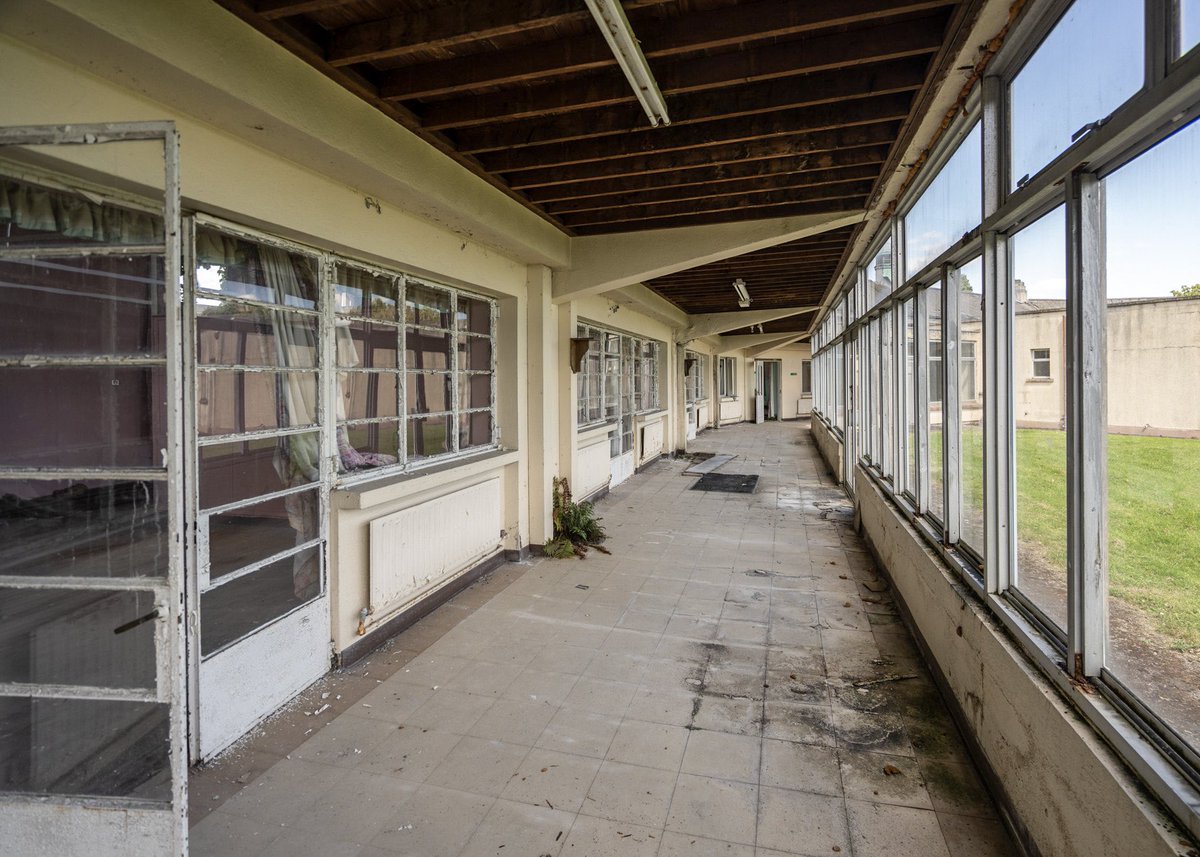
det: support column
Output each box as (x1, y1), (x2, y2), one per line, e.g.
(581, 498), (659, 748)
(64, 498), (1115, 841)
(526, 265), (560, 548)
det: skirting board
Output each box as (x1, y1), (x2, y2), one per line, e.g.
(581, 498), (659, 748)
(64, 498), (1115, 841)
(336, 549), (509, 668)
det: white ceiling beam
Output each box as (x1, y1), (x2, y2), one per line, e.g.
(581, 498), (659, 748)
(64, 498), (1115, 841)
(677, 306), (817, 341)
(552, 210), (864, 304)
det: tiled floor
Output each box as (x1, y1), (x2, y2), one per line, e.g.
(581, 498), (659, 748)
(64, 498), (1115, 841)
(190, 420), (1017, 857)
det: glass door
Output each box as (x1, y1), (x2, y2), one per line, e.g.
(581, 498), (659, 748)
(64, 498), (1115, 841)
(188, 220), (330, 759)
(0, 124), (187, 855)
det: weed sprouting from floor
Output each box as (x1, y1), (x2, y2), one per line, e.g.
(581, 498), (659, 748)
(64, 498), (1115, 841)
(544, 477), (609, 559)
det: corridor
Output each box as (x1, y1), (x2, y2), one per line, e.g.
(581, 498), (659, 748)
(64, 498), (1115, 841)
(188, 421), (1015, 857)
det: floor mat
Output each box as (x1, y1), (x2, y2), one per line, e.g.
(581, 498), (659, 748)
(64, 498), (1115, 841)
(691, 472), (759, 493)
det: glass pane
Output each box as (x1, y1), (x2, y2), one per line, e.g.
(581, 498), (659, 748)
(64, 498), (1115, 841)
(404, 281), (452, 329)
(199, 431), (319, 510)
(336, 321), (399, 369)
(0, 588), (157, 689)
(456, 296), (491, 334)
(0, 479), (169, 579)
(459, 411), (493, 450)
(458, 334), (492, 371)
(1184, 0), (1200, 56)
(340, 371), (400, 421)
(926, 284), (944, 520)
(0, 696), (169, 800)
(0, 366), (165, 468)
(460, 373), (492, 410)
(1009, 0), (1143, 189)
(195, 229), (317, 309)
(0, 255), (164, 358)
(340, 421), (400, 472)
(406, 328), (452, 370)
(904, 124), (982, 279)
(198, 369), (318, 436)
(1011, 205), (1067, 630)
(0, 175), (163, 249)
(407, 416), (453, 459)
(201, 547), (320, 655)
(407, 372), (452, 414)
(957, 258), (985, 554)
(881, 310), (893, 478)
(865, 240), (893, 310)
(1104, 118), (1200, 747)
(197, 303), (318, 369)
(904, 300), (917, 494)
(333, 264), (397, 321)
(208, 489), (318, 580)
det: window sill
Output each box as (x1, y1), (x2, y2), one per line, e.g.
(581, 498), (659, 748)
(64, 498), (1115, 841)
(1025, 376), (1053, 383)
(333, 448), (518, 510)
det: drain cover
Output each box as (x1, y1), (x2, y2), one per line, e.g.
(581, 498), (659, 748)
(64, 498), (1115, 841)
(691, 473), (759, 493)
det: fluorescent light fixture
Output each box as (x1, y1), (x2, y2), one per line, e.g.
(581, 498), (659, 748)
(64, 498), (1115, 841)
(584, 0), (670, 127)
(733, 278), (751, 308)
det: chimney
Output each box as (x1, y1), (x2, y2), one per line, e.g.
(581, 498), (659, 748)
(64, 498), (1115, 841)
(1014, 278), (1028, 303)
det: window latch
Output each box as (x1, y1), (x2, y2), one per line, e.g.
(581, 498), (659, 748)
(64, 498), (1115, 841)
(1071, 114), (1111, 144)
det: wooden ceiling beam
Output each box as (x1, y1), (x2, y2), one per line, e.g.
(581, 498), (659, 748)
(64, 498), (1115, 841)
(506, 123), (900, 189)
(524, 145), (892, 204)
(257, 0), (355, 20)
(483, 93), (914, 173)
(560, 183), (874, 228)
(542, 168), (881, 216)
(379, 0), (955, 100)
(419, 19), (944, 131)
(461, 60), (926, 155)
(326, 0), (671, 67)
(652, 265), (845, 283)
(653, 275), (839, 289)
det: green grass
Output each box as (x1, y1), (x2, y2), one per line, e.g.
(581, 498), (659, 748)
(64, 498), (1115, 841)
(941, 427), (1200, 650)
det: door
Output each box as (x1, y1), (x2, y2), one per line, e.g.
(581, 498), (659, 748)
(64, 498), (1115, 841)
(188, 219), (331, 759)
(609, 336), (636, 486)
(754, 361), (766, 423)
(0, 124), (187, 855)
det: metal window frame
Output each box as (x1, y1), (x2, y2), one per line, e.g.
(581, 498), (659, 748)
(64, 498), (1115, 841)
(810, 0), (1200, 838)
(0, 122), (187, 851)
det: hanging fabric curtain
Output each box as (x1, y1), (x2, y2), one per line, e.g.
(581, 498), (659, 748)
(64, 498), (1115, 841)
(257, 244), (322, 599)
(0, 176), (161, 244)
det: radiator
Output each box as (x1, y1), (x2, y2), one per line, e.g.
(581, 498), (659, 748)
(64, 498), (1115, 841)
(639, 420), (664, 463)
(576, 435), (612, 498)
(369, 478), (502, 613)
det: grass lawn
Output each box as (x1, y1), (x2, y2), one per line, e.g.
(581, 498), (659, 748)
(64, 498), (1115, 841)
(949, 427), (1200, 650)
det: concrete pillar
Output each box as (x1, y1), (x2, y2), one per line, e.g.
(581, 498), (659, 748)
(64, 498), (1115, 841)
(526, 265), (559, 547)
(674, 342), (689, 453)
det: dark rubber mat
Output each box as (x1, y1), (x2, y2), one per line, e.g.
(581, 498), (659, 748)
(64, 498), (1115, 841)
(690, 473), (759, 493)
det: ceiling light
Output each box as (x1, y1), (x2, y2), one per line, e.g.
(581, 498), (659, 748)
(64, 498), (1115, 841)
(584, 0), (671, 127)
(733, 278), (751, 308)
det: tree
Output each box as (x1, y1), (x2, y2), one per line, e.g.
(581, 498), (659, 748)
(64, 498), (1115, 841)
(960, 273), (973, 293)
(1171, 283), (1200, 298)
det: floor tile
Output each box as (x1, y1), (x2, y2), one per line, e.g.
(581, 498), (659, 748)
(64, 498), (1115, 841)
(424, 736), (531, 797)
(367, 784), (493, 856)
(458, 798), (574, 857)
(558, 814), (663, 857)
(680, 729), (761, 783)
(606, 718), (690, 771)
(667, 772), (758, 845)
(846, 800), (951, 857)
(759, 738), (842, 796)
(581, 760), (678, 828)
(756, 787), (851, 856)
(500, 747), (604, 813)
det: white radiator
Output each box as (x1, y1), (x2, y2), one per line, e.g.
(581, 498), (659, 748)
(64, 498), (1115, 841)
(576, 434), (612, 498)
(369, 478), (502, 613)
(639, 420), (664, 464)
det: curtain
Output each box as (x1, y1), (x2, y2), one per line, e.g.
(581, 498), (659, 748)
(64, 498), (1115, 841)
(0, 177), (160, 243)
(257, 245), (322, 599)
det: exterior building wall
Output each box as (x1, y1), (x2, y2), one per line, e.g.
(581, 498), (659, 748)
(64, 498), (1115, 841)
(1013, 310), (1067, 429)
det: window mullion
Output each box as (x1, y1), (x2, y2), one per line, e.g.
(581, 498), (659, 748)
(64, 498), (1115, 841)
(1065, 169), (1109, 677)
(915, 287), (931, 512)
(944, 264), (963, 546)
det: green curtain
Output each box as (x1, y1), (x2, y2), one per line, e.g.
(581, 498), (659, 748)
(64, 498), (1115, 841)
(0, 177), (161, 244)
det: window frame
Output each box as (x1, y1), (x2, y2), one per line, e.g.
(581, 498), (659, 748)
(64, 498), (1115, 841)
(807, 0), (1200, 834)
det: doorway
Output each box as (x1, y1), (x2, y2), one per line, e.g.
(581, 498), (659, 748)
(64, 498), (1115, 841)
(755, 359), (783, 422)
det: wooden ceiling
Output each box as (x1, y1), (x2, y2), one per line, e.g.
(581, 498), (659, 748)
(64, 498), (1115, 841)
(646, 226), (852, 318)
(213, 0), (978, 318)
